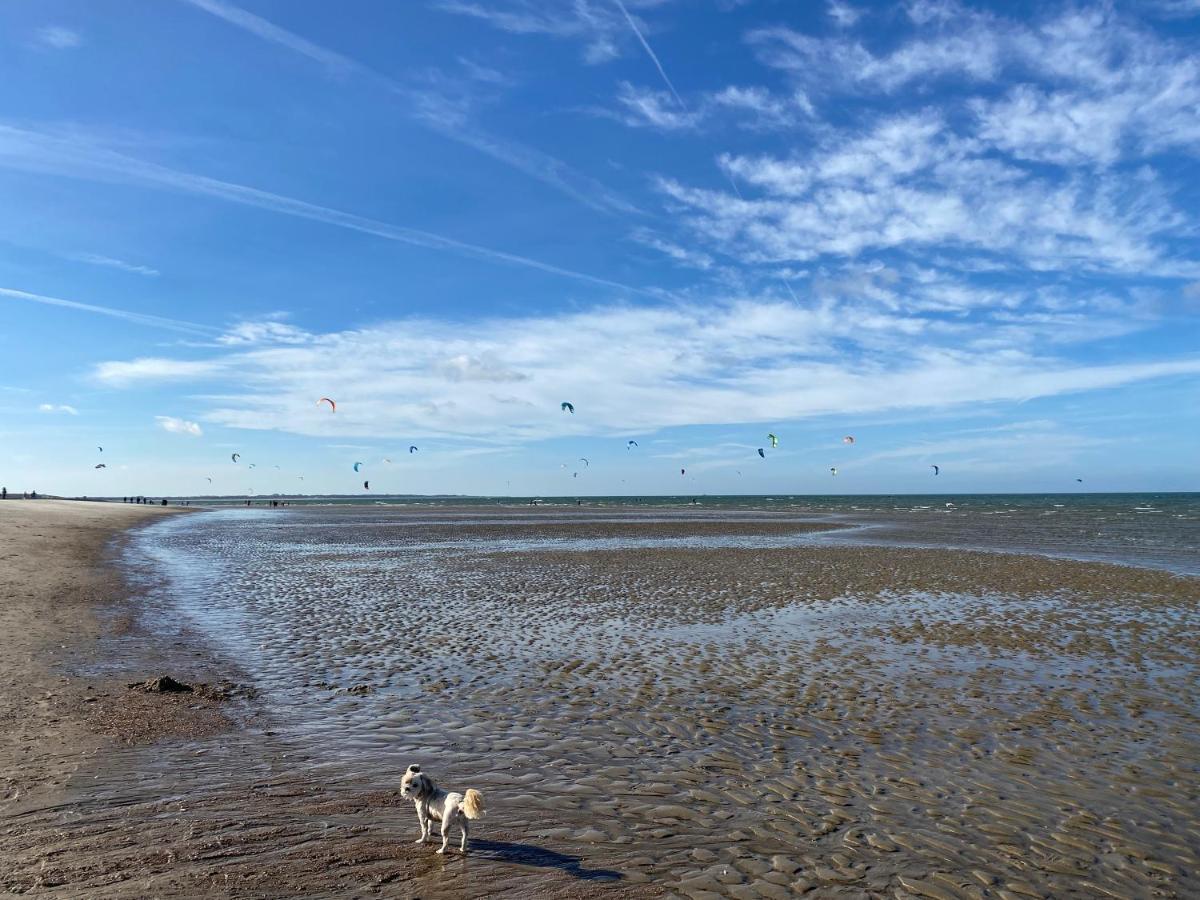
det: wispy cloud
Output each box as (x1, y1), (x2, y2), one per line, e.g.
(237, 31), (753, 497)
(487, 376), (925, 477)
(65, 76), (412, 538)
(70, 253), (160, 277)
(613, 82), (701, 130)
(179, 0), (636, 214)
(155, 415), (203, 436)
(611, 83), (811, 131)
(748, 6), (1200, 164)
(827, 1), (862, 28)
(38, 403), (79, 415)
(434, 0), (663, 64)
(0, 125), (649, 295)
(657, 110), (1187, 275)
(630, 227), (713, 270)
(1, 286), (215, 335)
(37, 26), (82, 50)
(850, 424), (1111, 473)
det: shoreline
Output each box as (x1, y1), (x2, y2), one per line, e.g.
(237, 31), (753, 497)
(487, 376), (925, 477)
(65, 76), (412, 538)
(0, 500), (175, 809)
(0, 501), (253, 814)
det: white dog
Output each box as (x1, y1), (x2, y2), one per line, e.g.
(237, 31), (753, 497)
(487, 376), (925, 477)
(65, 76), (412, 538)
(400, 764), (486, 854)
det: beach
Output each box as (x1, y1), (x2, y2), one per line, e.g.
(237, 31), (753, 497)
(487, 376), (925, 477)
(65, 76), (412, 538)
(2, 499), (1198, 898)
(0, 500), (221, 804)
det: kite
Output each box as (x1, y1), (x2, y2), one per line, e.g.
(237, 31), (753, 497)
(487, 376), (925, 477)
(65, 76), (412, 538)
(627, 440), (638, 448)
(757, 448), (765, 458)
(680, 468), (686, 476)
(561, 402), (574, 414)
(231, 453), (240, 463)
(1076, 478), (1083, 483)
(318, 397), (336, 412)
(94, 463), (106, 469)
(830, 467), (838, 476)
(248, 463), (256, 469)
(98, 446), (103, 452)
(383, 458), (392, 464)
(843, 436), (855, 444)
(931, 465), (939, 475)
(767, 433), (779, 448)
(363, 480), (369, 490)
(353, 462), (363, 472)
(580, 458), (589, 467)
(409, 446), (418, 454)
(573, 472), (578, 478)
(205, 477), (212, 483)
(298, 476), (304, 480)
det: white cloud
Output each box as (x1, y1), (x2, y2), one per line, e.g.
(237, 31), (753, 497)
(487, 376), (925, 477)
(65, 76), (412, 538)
(38, 403), (78, 415)
(95, 358), (226, 386)
(708, 85), (813, 128)
(88, 301), (1200, 442)
(155, 416), (203, 437)
(217, 320), (311, 346)
(972, 19), (1200, 165)
(37, 27), (82, 50)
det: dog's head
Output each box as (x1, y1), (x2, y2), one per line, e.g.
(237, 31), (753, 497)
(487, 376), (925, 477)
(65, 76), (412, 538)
(401, 764), (431, 800)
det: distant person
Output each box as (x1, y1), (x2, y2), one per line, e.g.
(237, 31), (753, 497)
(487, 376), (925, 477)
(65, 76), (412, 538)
(30, 490), (37, 500)
(161, 498), (167, 506)
(1, 487), (6, 500)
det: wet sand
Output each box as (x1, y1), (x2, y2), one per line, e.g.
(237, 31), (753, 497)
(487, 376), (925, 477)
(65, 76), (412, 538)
(3, 503), (1199, 898)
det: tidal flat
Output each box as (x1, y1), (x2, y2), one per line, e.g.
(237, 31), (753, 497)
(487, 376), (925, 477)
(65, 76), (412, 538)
(2, 503), (1197, 898)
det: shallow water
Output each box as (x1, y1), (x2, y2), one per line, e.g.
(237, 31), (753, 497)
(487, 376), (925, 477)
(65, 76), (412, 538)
(180, 493), (1200, 575)
(99, 505), (1200, 897)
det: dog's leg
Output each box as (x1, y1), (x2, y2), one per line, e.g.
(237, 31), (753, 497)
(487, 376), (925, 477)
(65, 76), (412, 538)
(459, 818), (469, 854)
(436, 815), (452, 854)
(414, 806), (430, 843)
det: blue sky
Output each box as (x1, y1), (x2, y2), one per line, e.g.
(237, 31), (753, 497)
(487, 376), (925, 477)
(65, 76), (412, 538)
(1, 0), (1197, 497)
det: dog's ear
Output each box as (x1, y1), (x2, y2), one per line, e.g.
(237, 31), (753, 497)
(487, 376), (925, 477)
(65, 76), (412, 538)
(407, 764), (420, 773)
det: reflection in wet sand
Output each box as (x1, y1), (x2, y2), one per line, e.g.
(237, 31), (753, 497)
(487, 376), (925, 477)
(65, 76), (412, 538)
(6, 505), (1198, 897)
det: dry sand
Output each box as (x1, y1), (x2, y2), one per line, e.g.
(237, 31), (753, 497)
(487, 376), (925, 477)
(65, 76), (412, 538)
(2, 501), (1198, 899)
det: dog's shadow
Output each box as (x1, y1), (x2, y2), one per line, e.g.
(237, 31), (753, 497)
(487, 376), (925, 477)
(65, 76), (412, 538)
(467, 839), (624, 882)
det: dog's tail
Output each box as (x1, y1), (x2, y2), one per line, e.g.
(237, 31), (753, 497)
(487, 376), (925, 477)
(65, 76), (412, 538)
(461, 789), (485, 820)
